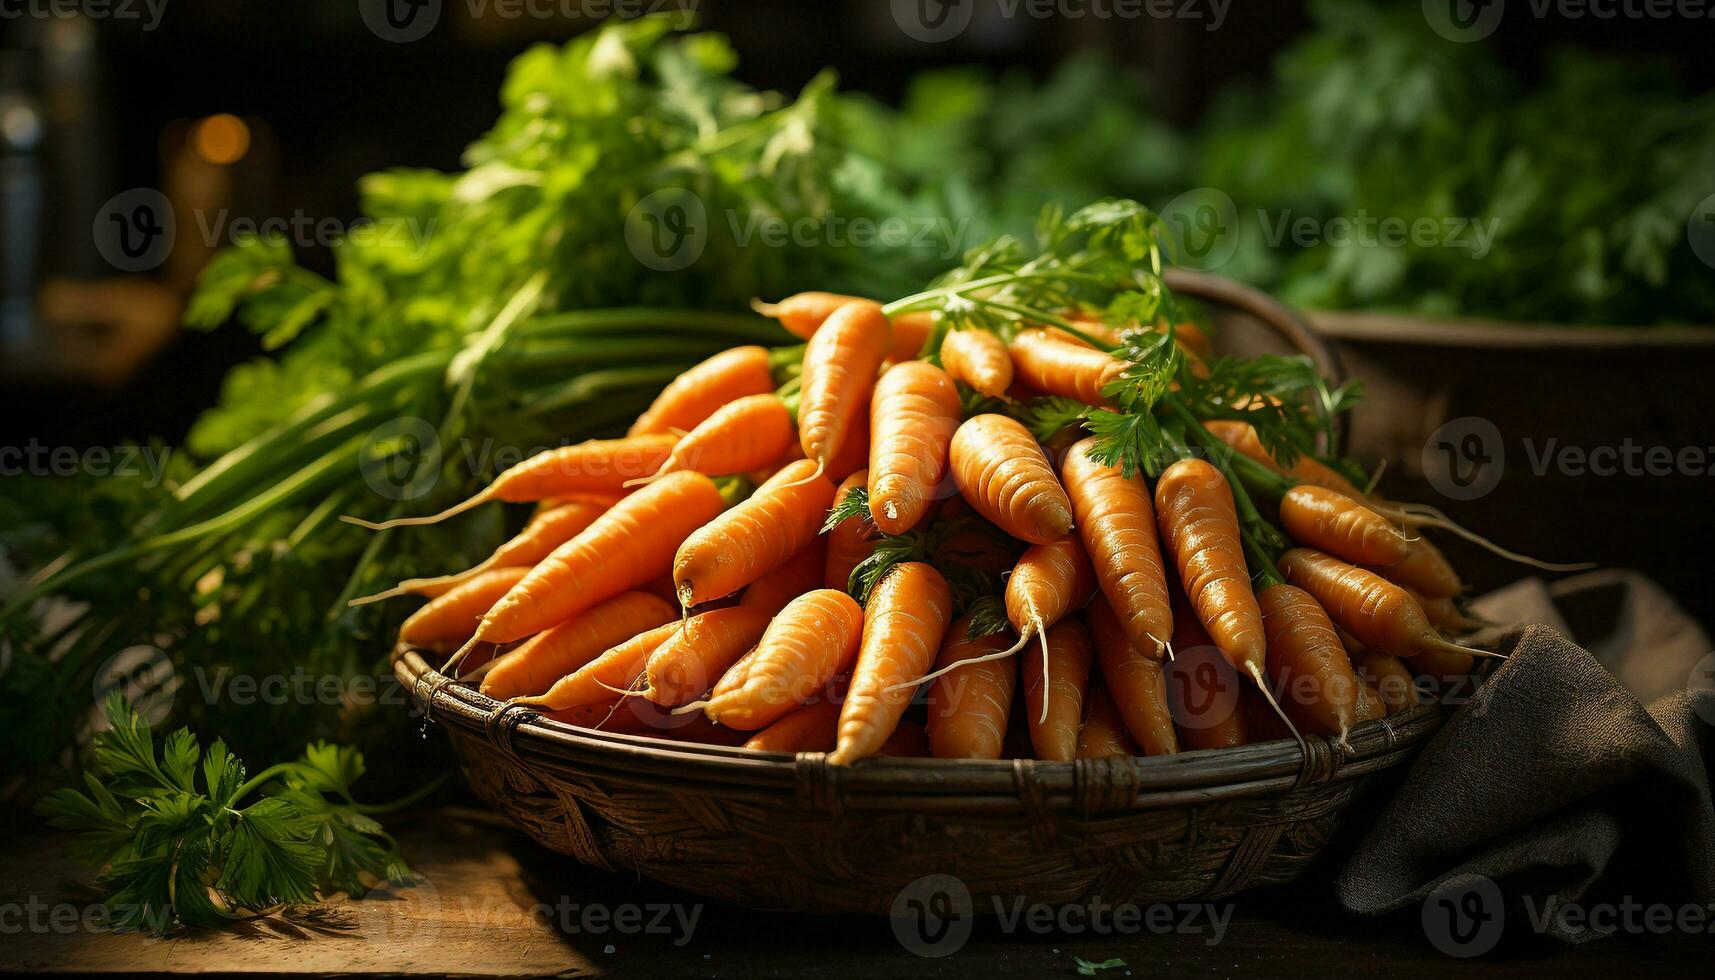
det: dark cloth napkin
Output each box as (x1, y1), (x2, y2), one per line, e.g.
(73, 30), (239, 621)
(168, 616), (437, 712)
(1335, 572), (1715, 943)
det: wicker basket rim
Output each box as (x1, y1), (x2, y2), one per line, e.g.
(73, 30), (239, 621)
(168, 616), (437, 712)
(394, 646), (1446, 808)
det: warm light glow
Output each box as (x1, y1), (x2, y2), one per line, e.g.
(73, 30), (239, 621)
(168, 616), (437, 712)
(193, 113), (251, 165)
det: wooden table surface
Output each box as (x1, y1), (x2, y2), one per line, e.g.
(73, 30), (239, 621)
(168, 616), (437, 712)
(5, 808), (1703, 978)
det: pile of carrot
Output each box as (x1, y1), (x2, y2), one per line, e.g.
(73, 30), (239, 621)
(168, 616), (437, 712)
(369, 293), (1507, 765)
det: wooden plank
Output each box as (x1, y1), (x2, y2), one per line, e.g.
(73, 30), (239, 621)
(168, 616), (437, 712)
(3, 808), (1703, 978)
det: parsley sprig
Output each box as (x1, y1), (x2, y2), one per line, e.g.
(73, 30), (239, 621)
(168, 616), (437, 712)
(36, 694), (431, 934)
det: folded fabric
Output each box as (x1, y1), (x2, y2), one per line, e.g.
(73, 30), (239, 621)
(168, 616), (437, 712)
(1335, 623), (1715, 945)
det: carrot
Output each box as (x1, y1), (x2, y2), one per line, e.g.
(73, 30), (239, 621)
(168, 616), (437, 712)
(345, 433), (679, 530)
(1166, 602), (1248, 751)
(1371, 536), (1463, 599)
(460, 471), (724, 652)
(674, 458), (835, 608)
(1075, 684), (1138, 759)
(1023, 618), (1093, 761)
(513, 621), (680, 711)
(1353, 649), (1421, 714)
(1407, 588), (1490, 632)
(480, 591), (677, 700)
(1062, 436), (1173, 656)
(1353, 678), (1386, 723)
(352, 499), (609, 606)
(1257, 583), (1360, 740)
(536, 491), (628, 512)
(742, 701), (841, 753)
(949, 414), (1074, 545)
(1410, 645), (1476, 684)
(924, 613), (1018, 760)
(628, 345), (775, 437)
(830, 562), (952, 765)
(1278, 484), (1410, 566)
(887, 311), (937, 363)
(642, 605), (774, 707)
(877, 721), (930, 758)
(798, 300), (892, 474)
(741, 536), (829, 616)
(868, 362), (962, 535)
(1203, 420), (1367, 501)
(823, 386), (872, 482)
(939, 328), (1014, 398)
(1007, 328), (1127, 405)
(396, 567), (530, 654)
(701, 589), (864, 730)
(1278, 548), (1493, 662)
(965, 535), (1098, 698)
(1085, 594), (1179, 756)
(752, 292), (873, 339)
(637, 394), (795, 483)
(1155, 459), (1266, 678)
(823, 469), (879, 593)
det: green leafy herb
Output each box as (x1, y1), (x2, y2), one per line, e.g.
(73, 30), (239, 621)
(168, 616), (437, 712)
(1073, 956), (1128, 976)
(36, 695), (421, 934)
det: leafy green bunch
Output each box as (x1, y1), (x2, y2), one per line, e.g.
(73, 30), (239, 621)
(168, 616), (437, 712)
(37, 694), (422, 933)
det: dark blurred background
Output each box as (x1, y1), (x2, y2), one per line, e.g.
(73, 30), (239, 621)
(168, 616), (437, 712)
(2, 0), (1712, 621)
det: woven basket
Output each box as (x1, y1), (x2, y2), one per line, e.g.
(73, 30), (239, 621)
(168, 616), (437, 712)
(393, 272), (1445, 913)
(395, 646), (1444, 912)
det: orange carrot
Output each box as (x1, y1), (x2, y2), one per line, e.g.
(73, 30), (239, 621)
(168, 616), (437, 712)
(752, 291), (873, 339)
(640, 393), (795, 482)
(353, 499), (609, 606)
(702, 589), (864, 729)
(480, 591), (677, 700)
(823, 386), (872, 482)
(940, 328), (1014, 398)
(823, 468), (879, 593)
(887, 311), (937, 363)
(925, 614), (1019, 761)
(830, 562), (953, 765)
(1086, 594), (1179, 756)
(466, 471), (724, 648)
(1007, 328), (1127, 406)
(741, 536), (829, 616)
(536, 491), (628, 513)
(346, 433), (679, 530)
(949, 414), (1074, 545)
(1076, 684), (1138, 759)
(1155, 459), (1266, 678)
(628, 345), (775, 437)
(1258, 583), (1360, 739)
(396, 567), (530, 654)
(868, 361), (962, 535)
(513, 621), (680, 711)
(1278, 548), (1488, 662)
(994, 536), (1097, 687)
(1372, 536), (1463, 599)
(1023, 618), (1093, 761)
(742, 701), (841, 753)
(1062, 436), (1173, 656)
(1203, 420), (1367, 501)
(1353, 649), (1421, 714)
(798, 301), (892, 473)
(674, 458), (835, 608)
(1410, 645), (1476, 684)
(1353, 678), (1386, 723)
(1279, 484), (1410, 566)
(641, 605), (775, 707)
(1166, 602), (1248, 751)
